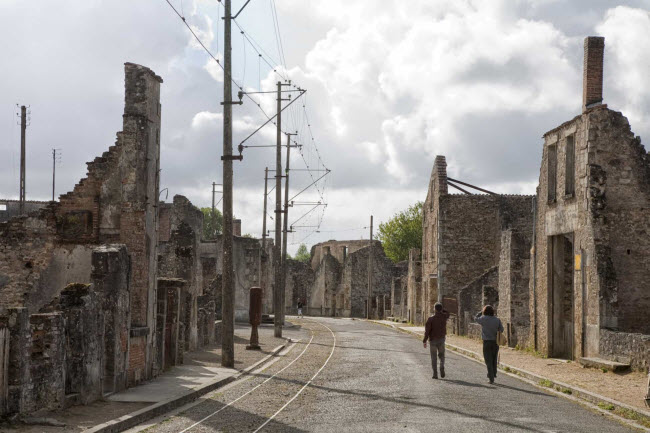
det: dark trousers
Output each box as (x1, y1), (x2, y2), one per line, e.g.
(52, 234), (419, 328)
(483, 340), (499, 381)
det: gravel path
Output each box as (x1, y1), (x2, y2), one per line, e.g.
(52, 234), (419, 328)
(139, 317), (636, 433)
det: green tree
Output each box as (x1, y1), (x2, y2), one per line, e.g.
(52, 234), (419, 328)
(377, 202), (423, 262)
(293, 244), (311, 263)
(201, 207), (223, 239)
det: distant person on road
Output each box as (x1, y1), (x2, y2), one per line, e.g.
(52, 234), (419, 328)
(423, 302), (450, 379)
(475, 305), (504, 384)
(297, 300), (304, 318)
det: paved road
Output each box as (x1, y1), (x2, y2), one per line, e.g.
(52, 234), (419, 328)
(138, 317), (635, 433)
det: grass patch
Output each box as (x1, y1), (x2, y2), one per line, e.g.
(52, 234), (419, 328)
(503, 366), (512, 373)
(561, 388), (572, 395)
(597, 402), (615, 411)
(539, 379), (553, 388)
(613, 407), (650, 429)
(600, 367), (609, 373)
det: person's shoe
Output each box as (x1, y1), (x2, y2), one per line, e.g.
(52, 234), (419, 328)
(432, 374), (438, 379)
(440, 367), (445, 378)
(489, 379), (494, 384)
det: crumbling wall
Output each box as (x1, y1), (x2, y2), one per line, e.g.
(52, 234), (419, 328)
(406, 249), (422, 324)
(310, 240), (381, 271)
(498, 230), (531, 348)
(158, 195), (203, 351)
(308, 253), (341, 316)
(284, 259), (314, 315)
(28, 313), (65, 413)
(599, 329), (650, 370)
(91, 245), (130, 394)
(458, 267), (498, 335)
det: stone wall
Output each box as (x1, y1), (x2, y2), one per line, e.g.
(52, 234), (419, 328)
(498, 230), (532, 348)
(310, 239), (381, 271)
(532, 106), (650, 360)
(599, 328), (650, 371)
(458, 267), (498, 335)
(158, 195), (203, 351)
(284, 259), (313, 315)
(0, 200), (50, 223)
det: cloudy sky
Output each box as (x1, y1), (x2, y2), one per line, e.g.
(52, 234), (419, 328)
(1, 0), (649, 254)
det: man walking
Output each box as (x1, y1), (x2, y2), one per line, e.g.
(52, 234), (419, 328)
(423, 303), (450, 379)
(475, 305), (504, 384)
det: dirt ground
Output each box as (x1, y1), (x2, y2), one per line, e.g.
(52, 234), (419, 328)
(444, 334), (648, 410)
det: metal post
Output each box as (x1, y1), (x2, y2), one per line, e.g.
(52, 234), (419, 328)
(19, 105), (26, 215)
(274, 81), (283, 338)
(281, 133), (295, 326)
(221, 0), (235, 368)
(367, 215), (373, 319)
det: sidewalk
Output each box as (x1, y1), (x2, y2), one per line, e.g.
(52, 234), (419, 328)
(372, 320), (650, 429)
(1, 324), (290, 433)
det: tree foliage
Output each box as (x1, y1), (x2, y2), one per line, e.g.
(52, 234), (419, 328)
(376, 202), (423, 262)
(293, 244), (311, 263)
(201, 207), (223, 240)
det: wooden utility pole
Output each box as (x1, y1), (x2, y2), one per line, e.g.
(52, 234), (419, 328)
(52, 149), (57, 201)
(281, 132), (296, 326)
(273, 81), (283, 338)
(367, 215), (373, 319)
(19, 105), (26, 215)
(221, 0), (235, 368)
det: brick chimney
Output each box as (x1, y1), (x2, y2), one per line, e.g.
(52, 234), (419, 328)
(433, 155), (448, 195)
(582, 36), (605, 112)
(233, 219), (242, 237)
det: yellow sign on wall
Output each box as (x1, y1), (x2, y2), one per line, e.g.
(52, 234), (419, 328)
(575, 254), (582, 271)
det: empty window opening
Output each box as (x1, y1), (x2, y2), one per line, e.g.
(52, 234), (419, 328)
(548, 145), (557, 202)
(342, 246), (348, 262)
(565, 135), (575, 196)
(0, 204), (6, 211)
(627, 249), (631, 255)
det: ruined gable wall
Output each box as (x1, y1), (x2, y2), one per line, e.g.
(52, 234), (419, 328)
(586, 108), (650, 334)
(458, 266), (498, 336)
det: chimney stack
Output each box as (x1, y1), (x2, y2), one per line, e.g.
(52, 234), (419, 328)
(583, 36), (605, 112)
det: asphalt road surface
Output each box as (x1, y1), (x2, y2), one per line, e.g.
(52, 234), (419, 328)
(138, 317), (635, 433)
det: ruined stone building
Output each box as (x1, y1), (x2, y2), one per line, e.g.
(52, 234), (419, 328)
(0, 63), (162, 415)
(400, 155), (534, 345)
(0, 200), (49, 223)
(530, 37), (650, 369)
(289, 240), (404, 318)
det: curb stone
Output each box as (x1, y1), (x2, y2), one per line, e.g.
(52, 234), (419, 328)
(372, 320), (650, 431)
(86, 342), (289, 433)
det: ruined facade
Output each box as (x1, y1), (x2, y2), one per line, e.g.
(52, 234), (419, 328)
(530, 37), (650, 368)
(295, 240), (404, 319)
(399, 155), (534, 335)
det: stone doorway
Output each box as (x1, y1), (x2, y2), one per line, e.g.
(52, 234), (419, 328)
(549, 233), (575, 359)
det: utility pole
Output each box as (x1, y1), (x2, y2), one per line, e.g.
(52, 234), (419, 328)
(281, 132), (297, 326)
(273, 81), (291, 337)
(19, 105), (26, 215)
(52, 149), (60, 201)
(260, 167), (269, 301)
(273, 81), (284, 338)
(367, 215), (373, 319)
(221, 0), (235, 368)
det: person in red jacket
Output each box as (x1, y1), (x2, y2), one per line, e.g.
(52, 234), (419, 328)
(423, 302), (450, 379)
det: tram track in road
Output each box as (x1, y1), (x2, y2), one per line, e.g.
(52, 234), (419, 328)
(147, 318), (337, 433)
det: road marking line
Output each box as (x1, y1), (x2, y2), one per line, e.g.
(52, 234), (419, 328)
(253, 320), (337, 432)
(179, 330), (315, 432)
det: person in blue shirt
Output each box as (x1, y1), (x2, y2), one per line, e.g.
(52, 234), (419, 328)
(475, 305), (504, 384)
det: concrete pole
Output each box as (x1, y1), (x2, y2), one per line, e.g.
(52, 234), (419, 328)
(221, 0), (235, 368)
(367, 215), (373, 319)
(261, 167), (269, 296)
(273, 81), (283, 338)
(19, 105), (26, 215)
(281, 133), (294, 325)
